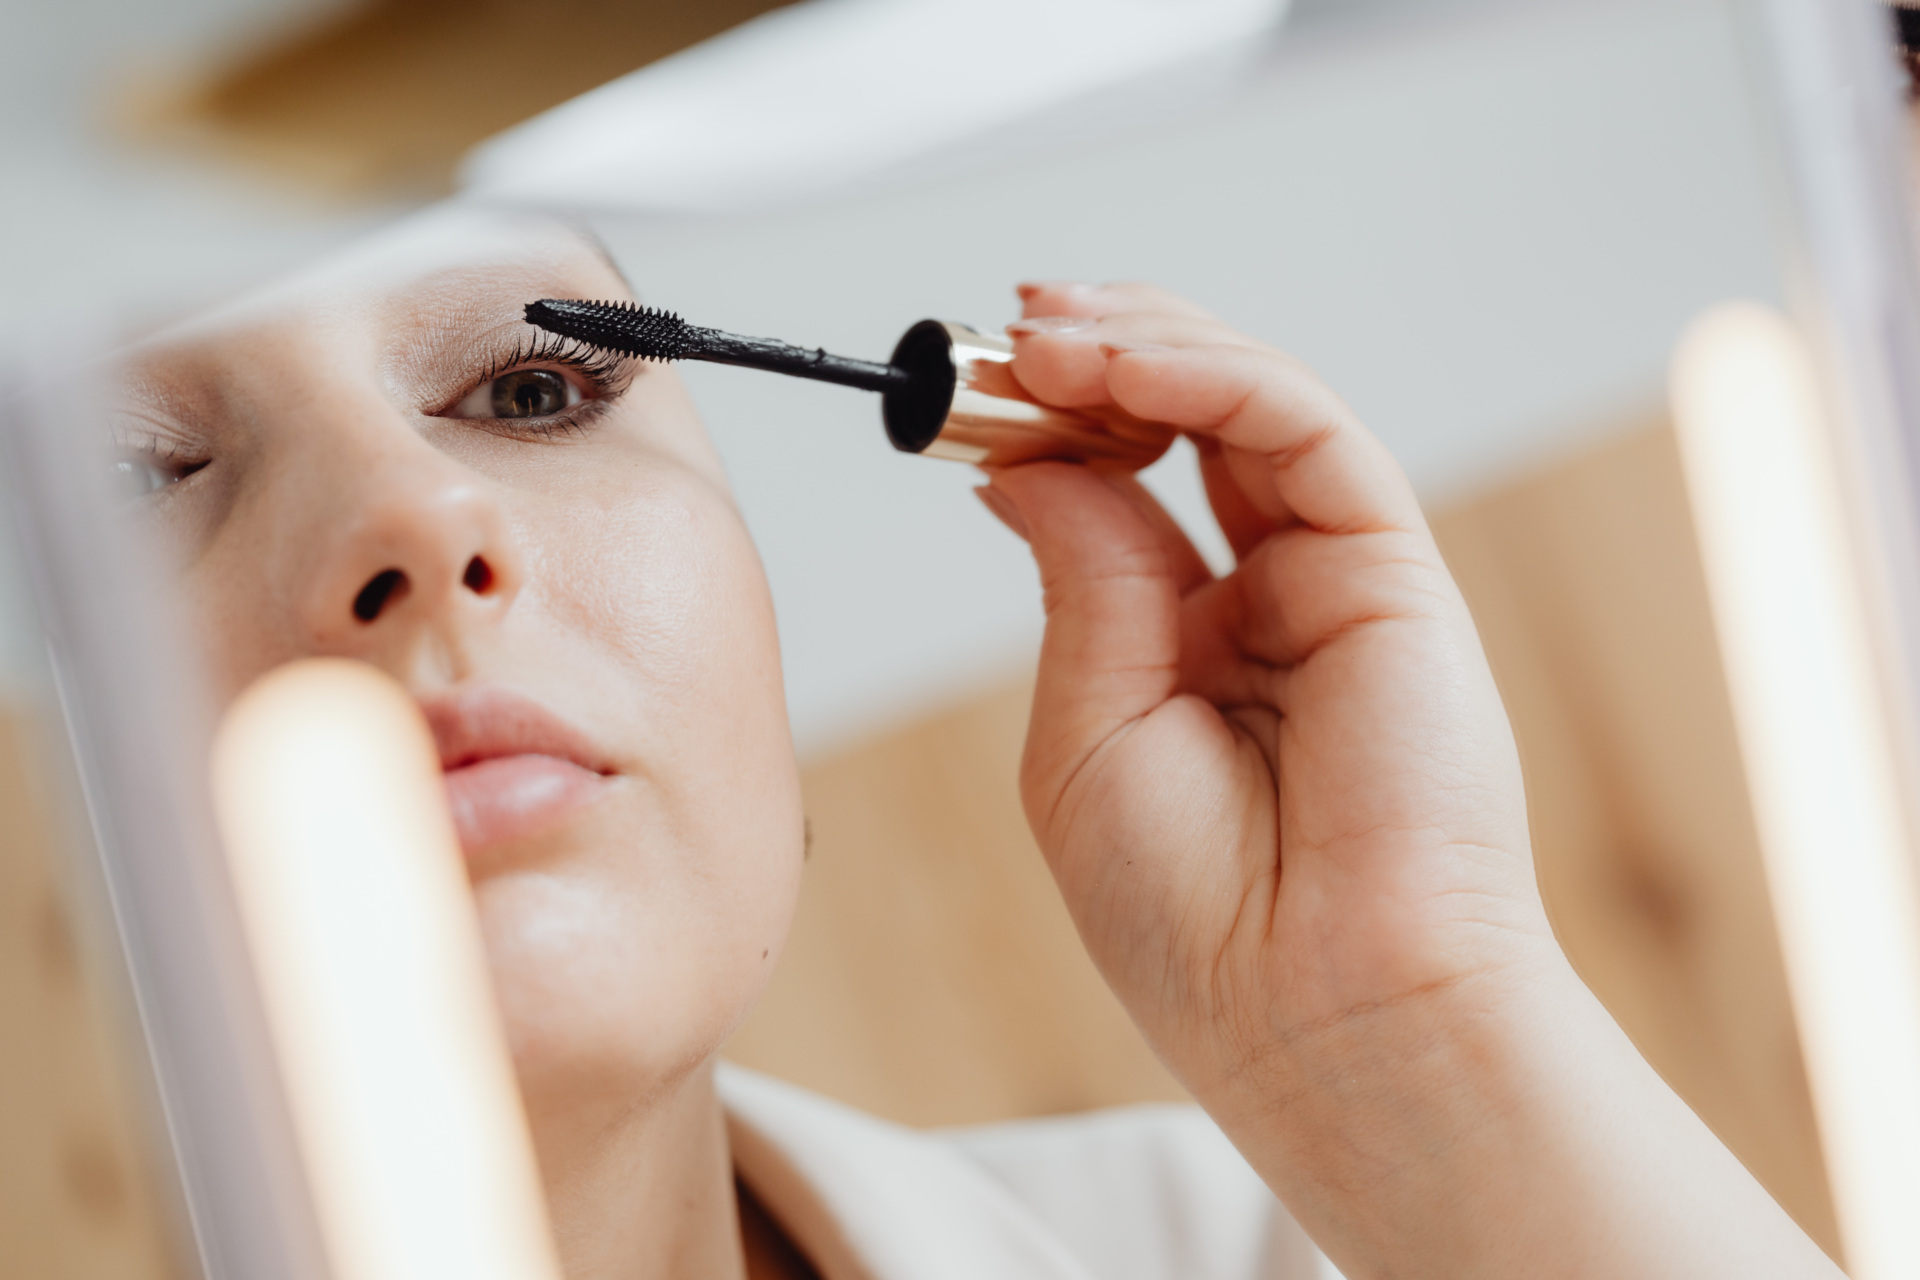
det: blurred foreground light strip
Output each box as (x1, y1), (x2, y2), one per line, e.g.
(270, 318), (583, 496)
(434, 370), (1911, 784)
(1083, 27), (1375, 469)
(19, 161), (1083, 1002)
(210, 659), (560, 1280)
(1672, 302), (1920, 1280)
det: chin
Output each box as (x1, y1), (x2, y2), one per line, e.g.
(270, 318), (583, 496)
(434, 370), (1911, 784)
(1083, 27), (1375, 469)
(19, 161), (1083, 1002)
(467, 826), (799, 1124)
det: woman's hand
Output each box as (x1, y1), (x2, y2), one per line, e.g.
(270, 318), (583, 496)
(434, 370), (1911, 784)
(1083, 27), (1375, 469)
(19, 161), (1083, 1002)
(985, 282), (1548, 1099)
(980, 282), (1841, 1280)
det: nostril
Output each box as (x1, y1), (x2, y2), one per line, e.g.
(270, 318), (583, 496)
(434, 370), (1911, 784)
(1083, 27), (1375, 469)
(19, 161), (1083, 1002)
(352, 569), (409, 623)
(462, 556), (495, 595)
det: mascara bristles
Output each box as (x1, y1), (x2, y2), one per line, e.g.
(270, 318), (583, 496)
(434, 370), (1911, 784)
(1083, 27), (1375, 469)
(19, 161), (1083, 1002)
(526, 296), (915, 397)
(523, 299), (694, 362)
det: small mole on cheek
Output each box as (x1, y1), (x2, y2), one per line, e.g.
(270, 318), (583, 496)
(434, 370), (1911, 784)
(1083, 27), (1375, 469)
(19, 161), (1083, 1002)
(762, 949), (769, 960)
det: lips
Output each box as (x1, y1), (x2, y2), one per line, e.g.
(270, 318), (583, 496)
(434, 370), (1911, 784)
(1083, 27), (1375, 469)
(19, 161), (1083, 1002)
(418, 686), (616, 854)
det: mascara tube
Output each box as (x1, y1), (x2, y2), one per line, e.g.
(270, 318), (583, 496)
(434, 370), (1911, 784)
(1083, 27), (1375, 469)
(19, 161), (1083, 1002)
(880, 321), (1176, 471)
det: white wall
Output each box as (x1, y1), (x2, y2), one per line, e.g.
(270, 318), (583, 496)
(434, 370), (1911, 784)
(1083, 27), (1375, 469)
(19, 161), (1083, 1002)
(589, 0), (1782, 754)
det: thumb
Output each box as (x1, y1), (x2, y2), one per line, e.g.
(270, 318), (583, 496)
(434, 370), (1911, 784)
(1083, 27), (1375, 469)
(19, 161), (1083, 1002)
(985, 463), (1182, 845)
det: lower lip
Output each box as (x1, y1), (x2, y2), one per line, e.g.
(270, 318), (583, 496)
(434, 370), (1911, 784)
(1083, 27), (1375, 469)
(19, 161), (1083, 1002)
(442, 754), (611, 853)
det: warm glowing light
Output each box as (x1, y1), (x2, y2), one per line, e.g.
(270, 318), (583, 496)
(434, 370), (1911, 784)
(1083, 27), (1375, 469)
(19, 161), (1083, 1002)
(211, 659), (560, 1280)
(1672, 302), (1920, 1280)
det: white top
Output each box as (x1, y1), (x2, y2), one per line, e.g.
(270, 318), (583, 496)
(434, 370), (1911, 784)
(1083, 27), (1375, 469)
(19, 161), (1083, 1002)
(718, 1065), (1341, 1280)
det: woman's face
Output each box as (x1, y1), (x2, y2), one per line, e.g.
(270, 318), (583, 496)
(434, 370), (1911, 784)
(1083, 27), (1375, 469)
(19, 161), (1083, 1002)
(110, 210), (804, 1130)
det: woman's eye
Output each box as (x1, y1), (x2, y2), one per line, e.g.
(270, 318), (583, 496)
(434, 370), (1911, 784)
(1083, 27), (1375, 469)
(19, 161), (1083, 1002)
(452, 368), (583, 420)
(112, 456), (188, 500)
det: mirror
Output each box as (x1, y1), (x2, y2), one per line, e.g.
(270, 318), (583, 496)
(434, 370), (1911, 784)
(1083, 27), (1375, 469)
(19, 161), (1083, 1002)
(6, 0), (1917, 1276)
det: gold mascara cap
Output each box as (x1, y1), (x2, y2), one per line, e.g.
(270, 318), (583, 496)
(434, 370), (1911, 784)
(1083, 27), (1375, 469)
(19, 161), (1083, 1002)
(884, 320), (1175, 471)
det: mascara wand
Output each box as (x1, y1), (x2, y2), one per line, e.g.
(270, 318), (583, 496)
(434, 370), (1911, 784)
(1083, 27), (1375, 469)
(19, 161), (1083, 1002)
(525, 299), (911, 395)
(523, 298), (1174, 472)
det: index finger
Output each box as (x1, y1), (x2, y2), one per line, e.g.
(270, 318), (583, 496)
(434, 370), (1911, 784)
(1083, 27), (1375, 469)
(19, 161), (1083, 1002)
(1104, 343), (1425, 537)
(1017, 280), (1219, 322)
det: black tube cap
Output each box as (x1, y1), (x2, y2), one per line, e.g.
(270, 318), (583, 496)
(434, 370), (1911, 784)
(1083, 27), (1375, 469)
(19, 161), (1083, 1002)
(882, 321), (960, 454)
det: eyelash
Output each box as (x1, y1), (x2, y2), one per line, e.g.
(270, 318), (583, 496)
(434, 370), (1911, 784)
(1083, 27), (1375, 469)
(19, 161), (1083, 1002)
(111, 428), (207, 492)
(452, 332), (635, 438)
(113, 332), (635, 499)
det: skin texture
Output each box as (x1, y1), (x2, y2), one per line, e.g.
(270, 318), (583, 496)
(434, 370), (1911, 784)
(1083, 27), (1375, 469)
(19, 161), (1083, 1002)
(112, 210), (804, 1280)
(111, 209), (1839, 1279)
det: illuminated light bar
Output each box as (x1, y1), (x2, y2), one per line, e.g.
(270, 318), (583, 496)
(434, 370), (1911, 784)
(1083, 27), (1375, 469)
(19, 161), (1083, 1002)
(1672, 301), (1920, 1280)
(211, 658), (560, 1280)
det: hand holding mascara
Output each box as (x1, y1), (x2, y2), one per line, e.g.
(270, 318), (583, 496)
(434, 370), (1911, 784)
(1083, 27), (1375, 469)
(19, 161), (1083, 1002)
(523, 299), (1176, 471)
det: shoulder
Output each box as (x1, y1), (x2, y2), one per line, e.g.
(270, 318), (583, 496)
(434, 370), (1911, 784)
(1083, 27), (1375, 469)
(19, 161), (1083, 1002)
(938, 1106), (1329, 1280)
(718, 1064), (1333, 1280)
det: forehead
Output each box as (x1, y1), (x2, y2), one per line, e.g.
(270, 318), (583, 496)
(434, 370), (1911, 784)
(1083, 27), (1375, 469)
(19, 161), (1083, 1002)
(105, 209), (637, 434)
(132, 208), (628, 359)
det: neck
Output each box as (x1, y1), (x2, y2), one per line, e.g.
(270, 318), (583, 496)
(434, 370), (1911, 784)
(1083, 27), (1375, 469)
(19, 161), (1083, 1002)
(530, 1061), (746, 1280)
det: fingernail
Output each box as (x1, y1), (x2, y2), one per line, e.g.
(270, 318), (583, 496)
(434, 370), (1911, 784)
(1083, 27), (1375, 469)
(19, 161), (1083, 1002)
(1016, 281), (1095, 301)
(1007, 316), (1097, 336)
(973, 484), (1031, 542)
(1100, 340), (1173, 356)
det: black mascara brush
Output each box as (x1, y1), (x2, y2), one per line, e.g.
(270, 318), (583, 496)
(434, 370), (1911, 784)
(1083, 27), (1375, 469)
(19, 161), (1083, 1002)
(523, 298), (1173, 472)
(524, 299), (912, 395)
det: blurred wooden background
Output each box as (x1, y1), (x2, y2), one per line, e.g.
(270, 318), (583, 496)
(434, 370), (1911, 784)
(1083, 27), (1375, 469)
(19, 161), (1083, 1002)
(118, 0), (794, 196)
(726, 418), (1841, 1259)
(1435, 420), (1835, 1253)
(0, 417), (1839, 1271)
(0, 712), (183, 1279)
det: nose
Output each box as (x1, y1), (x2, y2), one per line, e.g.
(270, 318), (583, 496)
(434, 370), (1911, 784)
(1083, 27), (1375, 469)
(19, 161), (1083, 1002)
(298, 450), (525, 661)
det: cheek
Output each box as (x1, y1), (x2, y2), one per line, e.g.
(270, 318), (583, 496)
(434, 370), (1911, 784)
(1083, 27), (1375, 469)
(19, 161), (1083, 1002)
(497, 471), (804, 1096)
(532, 473), (761, 712)
(474, 858), (785, 1097)
(536, 471), (793, 803)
